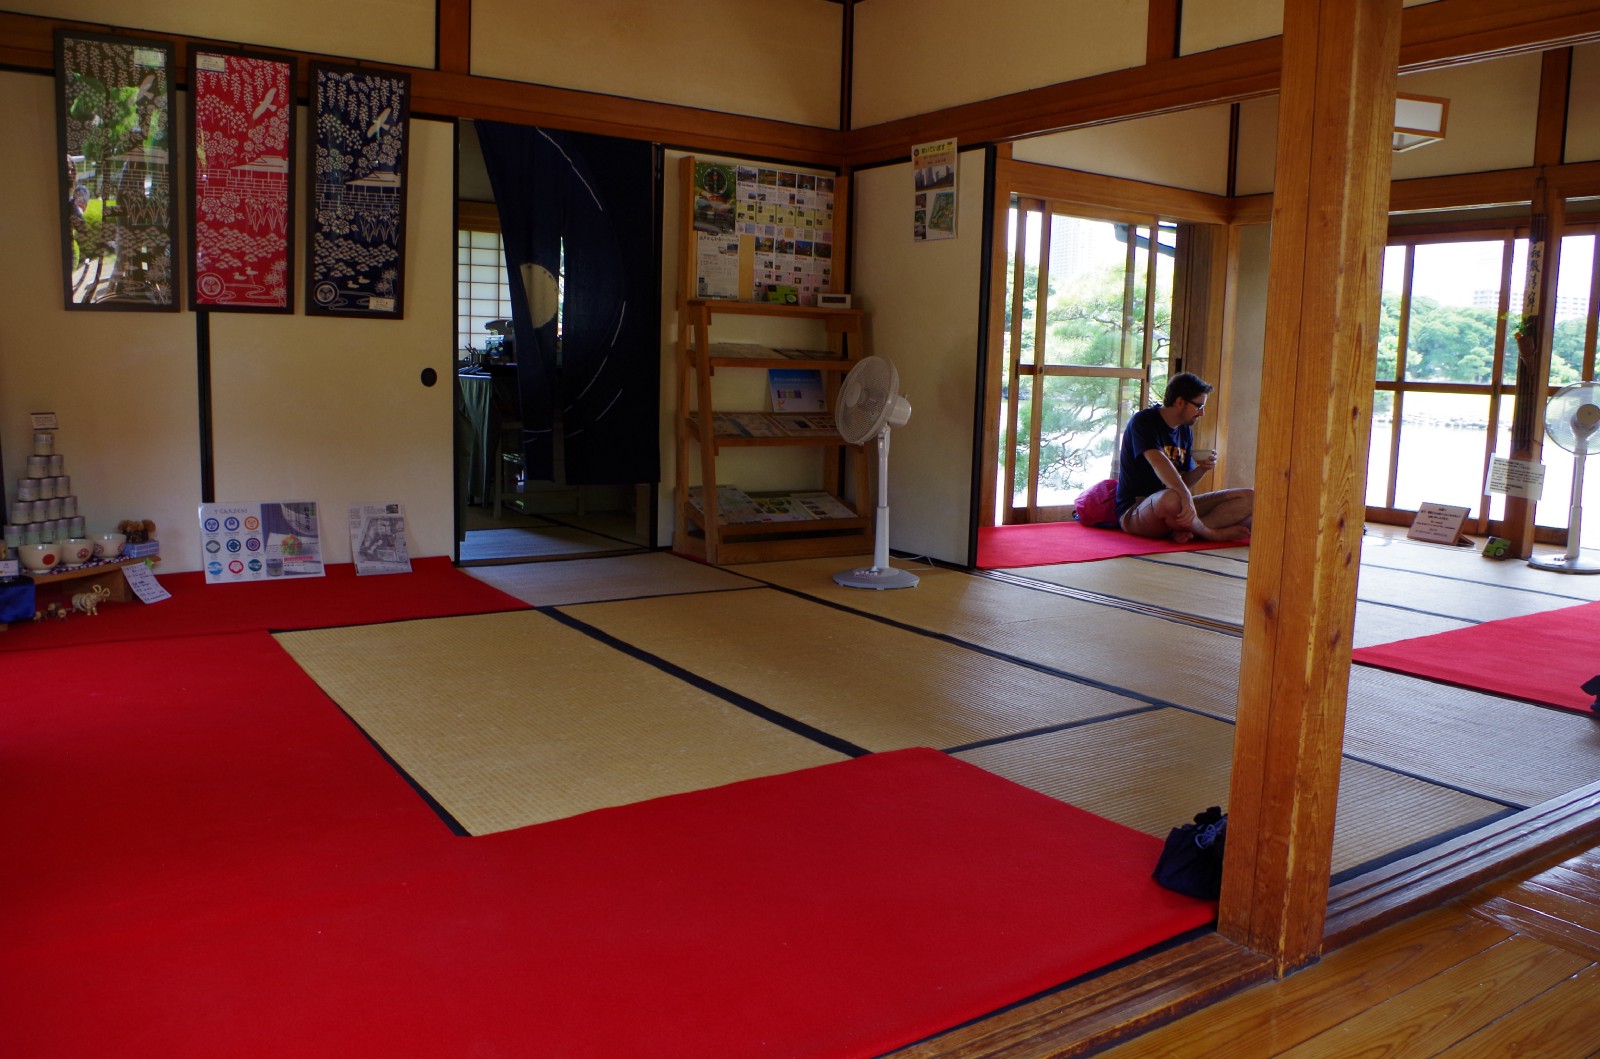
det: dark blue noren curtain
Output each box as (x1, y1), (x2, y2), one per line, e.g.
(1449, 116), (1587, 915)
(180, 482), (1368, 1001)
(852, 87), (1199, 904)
(475, 122), (660, 485)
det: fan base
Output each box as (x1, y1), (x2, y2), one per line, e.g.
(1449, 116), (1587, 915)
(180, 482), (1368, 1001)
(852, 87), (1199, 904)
(1528, 554), (1600, 575)
(833, 564), (920, 590)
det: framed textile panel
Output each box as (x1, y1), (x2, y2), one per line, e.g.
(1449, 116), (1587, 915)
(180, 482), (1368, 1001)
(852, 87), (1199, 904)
(305, 63), (412, 319)
(54, 31), (178, 311)
(187, 45), (297, 312)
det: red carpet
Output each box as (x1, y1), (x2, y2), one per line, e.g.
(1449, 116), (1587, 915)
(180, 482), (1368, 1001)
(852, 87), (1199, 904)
(977, 520), (1247, 569)
(0, 554), (528, 652)
(2, 633), (1215, 1058)
(1352, 599), (1600, 714)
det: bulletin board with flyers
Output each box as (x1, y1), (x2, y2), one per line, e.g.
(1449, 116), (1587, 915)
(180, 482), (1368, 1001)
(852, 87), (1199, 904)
(689, 157), (839, 307)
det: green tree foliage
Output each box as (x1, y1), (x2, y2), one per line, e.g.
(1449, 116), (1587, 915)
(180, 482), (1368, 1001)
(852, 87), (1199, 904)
(1007, 262), (1168, 499)
(1376, 292), (1588, 388)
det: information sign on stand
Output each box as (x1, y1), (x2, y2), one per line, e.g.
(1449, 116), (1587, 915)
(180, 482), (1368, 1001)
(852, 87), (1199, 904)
(1407, 502), (1471, 546)
(198, 501), (325, 583)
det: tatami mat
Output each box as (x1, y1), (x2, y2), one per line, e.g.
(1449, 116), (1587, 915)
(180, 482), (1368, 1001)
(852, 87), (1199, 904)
(276, 611), (845, 834)
(557, 588), (1158, 752)
(734, 555), (1600, 807)
(466, 551), (757, 606)
(461, 525), (642, 560)
(1344, 667), (1600, 808)
(1359, 535), (1600, 600)
(954, 709), (1507, 877)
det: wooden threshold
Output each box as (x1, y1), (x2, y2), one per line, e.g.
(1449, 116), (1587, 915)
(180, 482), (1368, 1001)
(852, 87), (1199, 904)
(897, 781), (1600, 1057)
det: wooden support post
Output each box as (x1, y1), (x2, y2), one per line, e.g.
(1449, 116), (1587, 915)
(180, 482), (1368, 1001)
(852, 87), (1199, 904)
(1502, 52), (1570, 556)
(1220, 0), (1400, 976)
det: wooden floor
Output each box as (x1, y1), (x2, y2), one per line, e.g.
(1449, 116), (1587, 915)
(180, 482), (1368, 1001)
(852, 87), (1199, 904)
(897, 818), (1600, 1058)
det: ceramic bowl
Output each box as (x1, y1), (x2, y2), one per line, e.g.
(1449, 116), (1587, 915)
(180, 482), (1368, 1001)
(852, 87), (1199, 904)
(60, 538), (94, 566)
(19, 542), (62, 572)
(93, 532), (126, 560)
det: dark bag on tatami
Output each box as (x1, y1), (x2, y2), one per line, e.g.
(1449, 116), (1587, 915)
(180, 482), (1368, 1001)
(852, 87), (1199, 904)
(1153, 806), (1227, 900)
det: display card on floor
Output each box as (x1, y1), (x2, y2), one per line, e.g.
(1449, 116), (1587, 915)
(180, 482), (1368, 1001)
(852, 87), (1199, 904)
(198, 501), (325, 584)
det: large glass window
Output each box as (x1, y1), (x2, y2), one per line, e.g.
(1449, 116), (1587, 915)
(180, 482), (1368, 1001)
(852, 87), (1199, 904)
(1371, 222), (1600, 540)
(999, 199), (1172, 522)
(456, 228), (515, 353)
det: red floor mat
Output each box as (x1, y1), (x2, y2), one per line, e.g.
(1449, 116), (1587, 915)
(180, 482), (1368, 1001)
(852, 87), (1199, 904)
(977, 520), (1247, 569)
(2, 633), (1215, 1058)
(1352, 599), (1600, 714)
(0, 555), (528, 652)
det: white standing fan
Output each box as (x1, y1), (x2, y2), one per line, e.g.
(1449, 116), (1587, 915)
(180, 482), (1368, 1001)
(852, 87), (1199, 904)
(1530, 381), (1600, 574)
(833, 356), (918, 590)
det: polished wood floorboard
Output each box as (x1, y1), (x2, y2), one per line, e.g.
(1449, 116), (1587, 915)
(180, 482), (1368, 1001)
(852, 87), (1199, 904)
(899, 840), (1600, 1058)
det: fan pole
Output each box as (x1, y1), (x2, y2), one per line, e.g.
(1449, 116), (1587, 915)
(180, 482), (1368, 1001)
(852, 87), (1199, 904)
(1530, 434), (1600, 574)
(833, 429), (919, 590)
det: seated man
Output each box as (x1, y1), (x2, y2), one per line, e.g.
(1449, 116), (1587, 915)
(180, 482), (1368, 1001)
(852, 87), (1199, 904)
(1116, 372), (1253, 543)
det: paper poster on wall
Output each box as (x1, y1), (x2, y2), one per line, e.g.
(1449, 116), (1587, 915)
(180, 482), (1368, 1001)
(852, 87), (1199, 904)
(198, 501), (325, 583)
(349, 502), (412, 575)
(912, 138), (957, 242)
(692, 158), (836, 305)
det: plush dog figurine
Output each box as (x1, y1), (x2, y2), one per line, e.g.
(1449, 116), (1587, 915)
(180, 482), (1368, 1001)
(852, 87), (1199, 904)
(72, 584), (112, 616)
(117, 519), (157, 545)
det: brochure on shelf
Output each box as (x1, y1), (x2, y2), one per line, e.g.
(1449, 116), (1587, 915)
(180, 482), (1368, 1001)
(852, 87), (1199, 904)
(768, 369), (826, 413)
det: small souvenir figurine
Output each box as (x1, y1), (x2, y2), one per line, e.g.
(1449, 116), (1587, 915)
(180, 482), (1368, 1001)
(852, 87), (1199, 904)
(71, 584), (111, 616)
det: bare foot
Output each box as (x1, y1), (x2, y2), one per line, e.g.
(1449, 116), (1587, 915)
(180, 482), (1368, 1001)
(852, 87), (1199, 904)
(1171, 529), (1195, 544)
(1208, 525), (1251, 542)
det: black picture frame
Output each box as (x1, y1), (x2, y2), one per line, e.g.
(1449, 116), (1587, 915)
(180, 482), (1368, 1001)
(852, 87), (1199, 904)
(54, 30), (179, 311)
(186, 44), (298, 313)
(305, 62), (412, 319)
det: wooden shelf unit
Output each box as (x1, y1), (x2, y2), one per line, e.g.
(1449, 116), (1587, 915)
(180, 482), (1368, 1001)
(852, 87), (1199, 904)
(673, 154), (872, 564)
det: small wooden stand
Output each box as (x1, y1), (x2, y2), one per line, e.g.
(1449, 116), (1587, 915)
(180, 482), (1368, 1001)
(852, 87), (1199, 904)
(26, 556), (159, 609)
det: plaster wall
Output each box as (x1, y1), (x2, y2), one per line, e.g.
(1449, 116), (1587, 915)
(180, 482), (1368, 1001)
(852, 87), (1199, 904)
(0, 68), (456, 573)
(1012, 105), (1233, 195)
(851, 0), (1145, 129)
(473, 0), (843, 129)
(850, 152), (987, 565)
(6, 0), (435, 68)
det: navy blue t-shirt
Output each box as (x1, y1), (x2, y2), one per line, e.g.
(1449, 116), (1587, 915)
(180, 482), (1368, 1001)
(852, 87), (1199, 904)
(1115, 406), (1193, 517)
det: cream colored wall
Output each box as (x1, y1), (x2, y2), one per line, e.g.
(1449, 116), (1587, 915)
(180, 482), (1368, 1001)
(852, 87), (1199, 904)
(1391, 56), (1542, 180)
(0, 68), (455, 573)
(1011, 104), (1234, 195)
(1181, 0), (1439, 55)
(1233, 52), (1546, 195)
(473, 0), (842, 129)
(7, 0), (435, 68)
(1568, 44), (1600, 163)
(209, 116), (457, 568)
(851, 152), (986, 565)
(851, 0), (1145, 129)
(1226, 225), (1271, 493)
(1235, 96), (1278, 197)
(2, 72), (202, 564)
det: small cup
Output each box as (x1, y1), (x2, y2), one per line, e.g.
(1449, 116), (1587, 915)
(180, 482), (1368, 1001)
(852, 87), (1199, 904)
(26, 455), (47, 477)
(60, 538), (93, 566)
(9, 502), (29, 524)
(44, 498), (62, 520)
(60, 495), (77, 517)
(53, 476), (70, 496)
(16, 479), (38, 501)
(4, 525), (21, 548)
(93, 532), (126, 560)
(33, 432), (54, 456)
(47, 455), (64, 475)
(37, 478), (56, 501)
(22, 525), (40, 545)
(69, 516), (85, 537)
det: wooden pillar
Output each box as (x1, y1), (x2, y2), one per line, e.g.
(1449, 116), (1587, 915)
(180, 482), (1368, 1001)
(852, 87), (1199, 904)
(1220, 0), (1400, 975)
(1502, 50), (1571, 557)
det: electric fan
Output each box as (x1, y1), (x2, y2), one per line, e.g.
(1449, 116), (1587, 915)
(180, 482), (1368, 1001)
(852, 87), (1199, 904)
(833, 356), (919, 590)
(1530, 381), (1600, 574)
